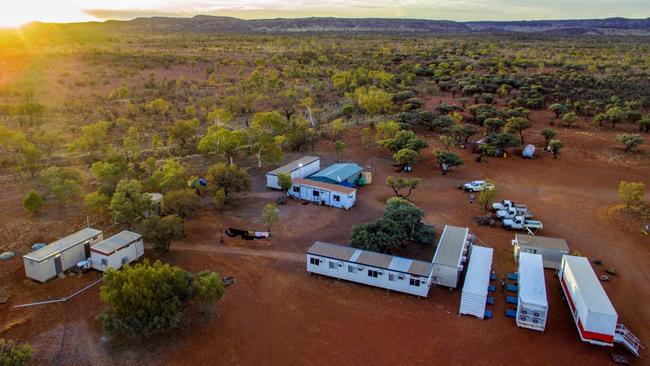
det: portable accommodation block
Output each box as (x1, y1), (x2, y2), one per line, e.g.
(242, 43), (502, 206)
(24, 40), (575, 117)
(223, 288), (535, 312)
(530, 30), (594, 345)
(289, 178), (356, 209)
(513, 234), (569, 270)
(23, 228), (103, 282)
(517, 252), (548, 332)
(459, 245), (494, 319)
(90, 230), (144, 272)
(306, 241), (433, 297)
(431, 225), (470, 288)
(308, 163), (363, 186)
(266, 156), (320, 189)
(559, 255), (618, 346)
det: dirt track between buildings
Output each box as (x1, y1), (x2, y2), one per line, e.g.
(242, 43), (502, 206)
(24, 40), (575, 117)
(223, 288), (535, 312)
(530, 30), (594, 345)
(1, 113), (649, 365)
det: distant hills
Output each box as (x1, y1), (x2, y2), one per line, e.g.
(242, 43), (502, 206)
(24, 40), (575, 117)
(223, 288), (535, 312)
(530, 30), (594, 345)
(26, 16), (650, 36)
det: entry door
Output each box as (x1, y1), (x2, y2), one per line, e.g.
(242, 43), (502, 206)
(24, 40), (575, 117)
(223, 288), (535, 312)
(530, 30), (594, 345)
(84, 242), (91, 258)
(54, 255), (63, 274)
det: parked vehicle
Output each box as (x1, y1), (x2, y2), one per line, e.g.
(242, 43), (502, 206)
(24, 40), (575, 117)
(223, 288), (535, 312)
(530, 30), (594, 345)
(502, 216), (543, 233)
(492, 200), (527, 212)
(462, 180), (495, 192)
(496, 207), (534, 220)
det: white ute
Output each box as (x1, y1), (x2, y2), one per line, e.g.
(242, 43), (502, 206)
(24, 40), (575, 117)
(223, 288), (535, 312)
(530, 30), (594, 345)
(492, 200), (527, 212)
(502, 216), (543, 233)
(463, 180), (495, 192)
(496, 207), (534, 220)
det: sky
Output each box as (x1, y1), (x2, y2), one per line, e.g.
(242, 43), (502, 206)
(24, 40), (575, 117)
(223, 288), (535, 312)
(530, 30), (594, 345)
(1, 0), (649, 28)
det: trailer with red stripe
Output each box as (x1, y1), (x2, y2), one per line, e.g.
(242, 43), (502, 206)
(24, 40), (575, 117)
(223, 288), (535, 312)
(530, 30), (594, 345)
(559, 255), (643, 357)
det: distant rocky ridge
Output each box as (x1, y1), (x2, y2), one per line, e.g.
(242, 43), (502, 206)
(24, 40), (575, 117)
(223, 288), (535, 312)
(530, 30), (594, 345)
(24, 16), (650, 36)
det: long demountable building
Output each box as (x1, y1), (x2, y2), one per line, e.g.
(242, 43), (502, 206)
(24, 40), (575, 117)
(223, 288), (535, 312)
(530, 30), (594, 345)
(308, 163), (363, 186)
(23, 228), (103, 282)
(512, 234), (569, 270)
(516, 252), (548, 332)
(90, 230), (144, 272)
(306, 241), (434, 297)
(459, 245), (494, 319)
(289, 178), (356, 209)
(265, 156), (320, 189)
(559, 255), (643, 356)
(431, 225), (471, 288)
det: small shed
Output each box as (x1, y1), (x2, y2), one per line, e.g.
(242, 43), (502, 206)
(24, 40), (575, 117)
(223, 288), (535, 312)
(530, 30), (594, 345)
(308, 163), (363, 186)
(23, 228), (103, 282)
(288, 178), (356, 209)
(266, 156), (320, 189)
(306, 241), (434, 297)
(90, 230), (144, 272)
(517, 252), (548, 332)
(459, 245), (494, 319)
(431, 225), (470, 288)
(512, 234), (569, 270)
(146, 192), (164, 217)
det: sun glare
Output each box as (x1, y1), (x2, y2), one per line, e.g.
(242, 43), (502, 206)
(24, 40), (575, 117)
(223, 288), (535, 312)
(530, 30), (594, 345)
(0, 1), (95, 28)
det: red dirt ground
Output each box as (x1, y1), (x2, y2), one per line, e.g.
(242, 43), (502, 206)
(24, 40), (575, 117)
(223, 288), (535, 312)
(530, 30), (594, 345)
(1, 107), (649, 365)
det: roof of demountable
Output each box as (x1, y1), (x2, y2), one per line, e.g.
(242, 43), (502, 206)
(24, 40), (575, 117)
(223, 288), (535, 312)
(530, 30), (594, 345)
(307, 241), (432, 277)
(23, 228), (102, 262)
(516, 234), (569, 251)
(518, 252), (548, 307)
(91, 230), (142, 256)
(461, 245), (493, 296)
(433, 225), (468, 268)
(267, 156), (319, 176)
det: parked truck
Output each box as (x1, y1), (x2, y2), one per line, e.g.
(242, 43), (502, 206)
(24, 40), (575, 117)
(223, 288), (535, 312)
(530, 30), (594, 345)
(496, 207), (534, 220)
(492, 200), (527, 212)
(502, 216), (543, 233)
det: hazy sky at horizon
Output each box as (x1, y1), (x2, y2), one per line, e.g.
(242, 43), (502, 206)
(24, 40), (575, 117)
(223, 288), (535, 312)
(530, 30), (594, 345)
(2, 0), (650, 27)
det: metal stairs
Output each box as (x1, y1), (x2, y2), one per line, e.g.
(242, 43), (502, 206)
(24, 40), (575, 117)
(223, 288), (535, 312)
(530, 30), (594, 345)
(614, 323), (644, 358)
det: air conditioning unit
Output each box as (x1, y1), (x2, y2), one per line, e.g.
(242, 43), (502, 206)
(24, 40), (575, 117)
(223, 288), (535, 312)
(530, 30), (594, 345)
(358, 266), (364, 270)
(338, 262), (343, 267)
(398, 275), (405, 280)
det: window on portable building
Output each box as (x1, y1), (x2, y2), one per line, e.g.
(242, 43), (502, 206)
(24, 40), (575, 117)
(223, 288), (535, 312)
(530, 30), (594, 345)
(310, 257), (320, 265)
(409, 278), (421, 287)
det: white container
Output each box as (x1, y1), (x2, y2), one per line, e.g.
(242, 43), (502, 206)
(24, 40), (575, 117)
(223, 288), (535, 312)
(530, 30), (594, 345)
(517, 253), (548, 332)
(459, 245), (493, 319)
(559, 255), (617, 345)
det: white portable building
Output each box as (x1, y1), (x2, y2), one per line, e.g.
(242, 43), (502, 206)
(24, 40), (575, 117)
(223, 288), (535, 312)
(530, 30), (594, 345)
(459, 245), (494, 319)
(559, 255), (617, 345)
(517, 252), (548, 332)
(512, 234), (569, 270)
(23, 228), (103, 282)
(288, 178), (356, 210)
(90, 230), (144, 272)
(266, 156), (320, 189)
(431, 225), (470, 288)
(306, 241), (434, 297)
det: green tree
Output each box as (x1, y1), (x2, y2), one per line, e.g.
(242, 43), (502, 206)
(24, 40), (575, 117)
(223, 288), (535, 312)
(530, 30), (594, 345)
(386, 176), (420, 198)
(141, 215), (184, 252)
(167, 119), (200, 154)
(207, 108), (234, 127)
(548, 103), (568, 119)
(393, 148), (419, 170)
(485, 133), (521, 155)
(195, 271), (225, 315)
(477, 180), (497, 211)
(562, 112), (578, 128)
(207, 163), (251, 202)
(616, 134), (643, 153)
(433, 150), (463, 175)
(606, 107), (627, 129)
(91, 161), (124, 195)
(37, 166), (83, 203)
(151, 159), (187, 193)
(374, 120), (400, 141)
(361, 127), (372, 149)
(99, 260), (194, 340)
(354, 86), (394, 115)
(383, 197), (424, 239)
(350, 218), (404, 253)
(439, 135), (454, 150)
(22, 191), (44, 215)
(334, 140), (347, 162)
(69, 120), (110, 163)
(548, 139), (564, 159)
(541, 128), (556, 147)
(251, 111), (285, 136)
(163, 189), (201, 219)
(618, 181), (645, 208)
(198, 126), (245, 165)
(483, 118), (504, 134)
(84, 191), (110, 218)
(277, 172), (293, 193)
(261, 203), (279, 233)
(380, 130), (428, 153)
(504, 117), (532, 144)
(0, 338), (34, 366)
(109, 179), (152, 225)
(638, 115), (650, 133)
(245, 130), (283, 168)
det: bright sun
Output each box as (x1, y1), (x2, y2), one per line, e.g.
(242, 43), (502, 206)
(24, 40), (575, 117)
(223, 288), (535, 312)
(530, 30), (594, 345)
(0, 1), (96, 28)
